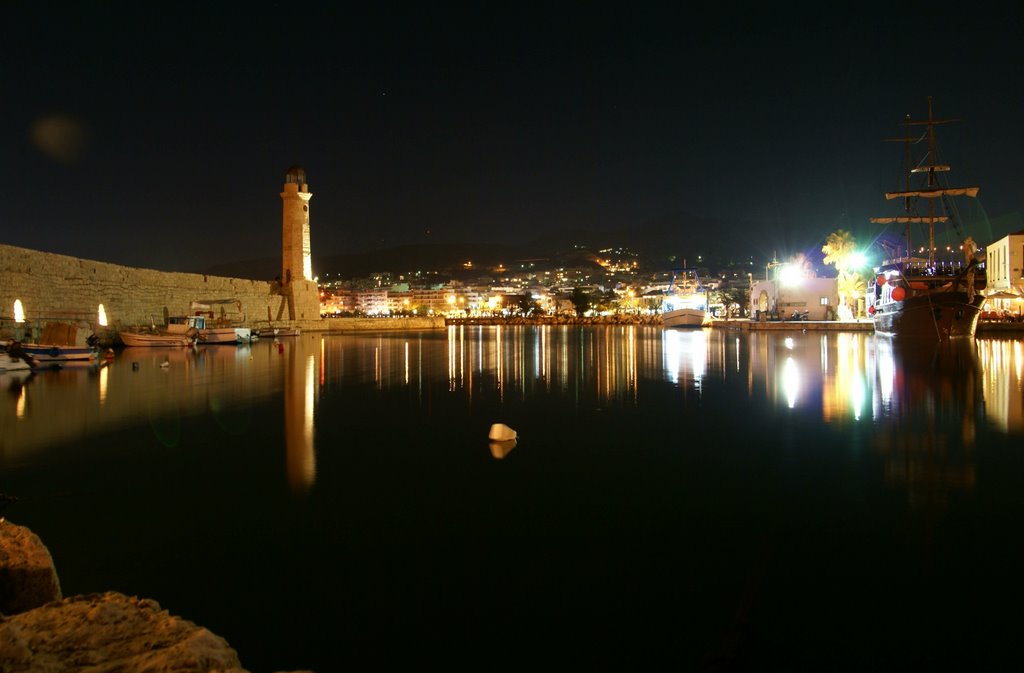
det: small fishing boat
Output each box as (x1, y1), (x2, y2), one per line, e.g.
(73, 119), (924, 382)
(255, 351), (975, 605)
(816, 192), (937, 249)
(19, 343), (97, 363)
(257, 326), (301, 338)
(10, 322), (99, 363)
(167, 315), (240, 344)
(184, 299), (254, 343)
(119, 331), (197, 347)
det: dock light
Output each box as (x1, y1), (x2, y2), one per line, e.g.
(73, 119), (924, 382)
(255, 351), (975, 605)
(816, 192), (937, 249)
(849, 252), (868, 269)
(13, 299), (25, 323)
(778, 264), (803, 287)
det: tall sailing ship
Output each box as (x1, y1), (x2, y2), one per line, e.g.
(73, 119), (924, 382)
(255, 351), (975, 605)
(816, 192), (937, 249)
(866, 97), (986, 340)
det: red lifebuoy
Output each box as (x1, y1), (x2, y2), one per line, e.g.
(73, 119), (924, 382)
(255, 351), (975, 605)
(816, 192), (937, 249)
(876, 274), (886, 286)
(891, 286), (907, 302)
(868, 305), (875, 315)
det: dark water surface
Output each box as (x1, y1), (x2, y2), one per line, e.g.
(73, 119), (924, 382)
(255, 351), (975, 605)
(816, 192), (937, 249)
(2, 326), (1024, 671)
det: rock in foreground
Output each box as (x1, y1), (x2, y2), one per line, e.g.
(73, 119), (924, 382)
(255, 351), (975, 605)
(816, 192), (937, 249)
(0, 520), (62, 615)
(0, 591), (248, 672)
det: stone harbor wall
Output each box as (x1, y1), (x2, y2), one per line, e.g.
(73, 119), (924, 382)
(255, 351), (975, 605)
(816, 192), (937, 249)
(0, 519), (310, 672)
(0, 244), (321, 345)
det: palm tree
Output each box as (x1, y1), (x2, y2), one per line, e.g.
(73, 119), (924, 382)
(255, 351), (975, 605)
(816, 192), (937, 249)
(822, 229), (866, 319)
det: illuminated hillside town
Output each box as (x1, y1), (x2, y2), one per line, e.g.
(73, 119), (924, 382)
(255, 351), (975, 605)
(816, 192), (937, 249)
(316, 233), (1024, 323)
(317, 246), (746, 319)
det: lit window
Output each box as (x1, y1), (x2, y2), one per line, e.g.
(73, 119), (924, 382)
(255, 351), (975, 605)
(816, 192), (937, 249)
(819, 297), (829, 305)
(13, 299), (25, 323)
(98, 304), (108, 327)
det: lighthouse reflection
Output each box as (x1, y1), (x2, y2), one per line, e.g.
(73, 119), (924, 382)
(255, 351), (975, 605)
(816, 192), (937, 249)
(284, 343), (317, 492)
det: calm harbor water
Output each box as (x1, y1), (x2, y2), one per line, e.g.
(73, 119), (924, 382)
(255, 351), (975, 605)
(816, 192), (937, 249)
(2, 326), (1024, 671)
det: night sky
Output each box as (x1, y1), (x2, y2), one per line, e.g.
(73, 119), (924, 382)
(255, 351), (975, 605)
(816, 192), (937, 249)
(3, 3), (1023, 274)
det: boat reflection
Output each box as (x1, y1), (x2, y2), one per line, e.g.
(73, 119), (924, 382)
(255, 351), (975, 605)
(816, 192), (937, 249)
(870, 339), (981, 509)
(737, 332), (1024, 436)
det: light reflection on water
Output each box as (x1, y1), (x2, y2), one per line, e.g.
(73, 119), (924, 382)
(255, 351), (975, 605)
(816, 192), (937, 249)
(3, 328), (1023, 479)
(2, 327), (1024, 670)
(3, 327), (1023, 456)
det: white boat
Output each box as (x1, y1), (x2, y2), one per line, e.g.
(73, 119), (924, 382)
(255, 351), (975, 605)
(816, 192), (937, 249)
(866, 97), (986, 340)
(119, 331), (197, 347)
(1, 348), (36, 372)
(662, 308), (708, 328)
(167, 315), (243, 344)
(188, 299), (254, 343)
(257, 326), (301, 338)
(661, 268), (710, 329)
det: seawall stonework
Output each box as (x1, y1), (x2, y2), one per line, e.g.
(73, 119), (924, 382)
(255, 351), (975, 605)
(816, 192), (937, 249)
(0, 244), (320, 344)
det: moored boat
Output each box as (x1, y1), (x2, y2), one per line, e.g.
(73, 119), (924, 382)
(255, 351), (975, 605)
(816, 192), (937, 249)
(10, 322), (98, 363)
(119, 331), (197, 347)
(1, 342), (39, 372)
(660, 268), (710, 329)
(20, 343), (97, 363)
(866, 97), (986, 341)
(661, 308), (708, 329)
(257, 326), (301, 338)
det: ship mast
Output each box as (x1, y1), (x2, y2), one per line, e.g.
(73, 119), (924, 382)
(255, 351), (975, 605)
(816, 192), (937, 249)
(870, 96), (978, 267)
(923, 97), (941, 266)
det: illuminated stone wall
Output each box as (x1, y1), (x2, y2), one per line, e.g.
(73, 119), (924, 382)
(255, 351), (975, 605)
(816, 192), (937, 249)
(0, 243), (322, 344)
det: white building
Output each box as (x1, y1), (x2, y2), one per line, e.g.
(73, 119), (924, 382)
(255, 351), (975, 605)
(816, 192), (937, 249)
(749, 271), (839, 321)
(985, 230), (1024, 314)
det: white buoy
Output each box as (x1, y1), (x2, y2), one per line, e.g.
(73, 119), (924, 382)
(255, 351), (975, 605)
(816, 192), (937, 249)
(488, 423), (517, 441)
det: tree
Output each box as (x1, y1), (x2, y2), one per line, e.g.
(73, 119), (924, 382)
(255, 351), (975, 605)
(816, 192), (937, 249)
(712, 286), (750, 319)
(570, 287), (590, 316)
(822, 229), (868, 319)
(594, 289), (618, 314)
(514, 293), (538, 316)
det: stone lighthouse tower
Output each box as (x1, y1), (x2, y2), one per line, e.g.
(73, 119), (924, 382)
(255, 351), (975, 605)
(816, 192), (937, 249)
(281, 165), (313, 285)
(278, 166), (319, 321)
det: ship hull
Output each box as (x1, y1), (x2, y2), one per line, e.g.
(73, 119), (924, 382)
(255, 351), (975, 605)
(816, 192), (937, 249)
(871, 291), (984, 340)
(661, 308), (707, 329)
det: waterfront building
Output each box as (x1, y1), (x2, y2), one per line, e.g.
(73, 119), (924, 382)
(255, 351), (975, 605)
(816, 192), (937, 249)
(352, 289), (389, 315)
(749, 263), (839, 320)
(985, 230), (1024, 315)
(320, 290), (355, 316)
